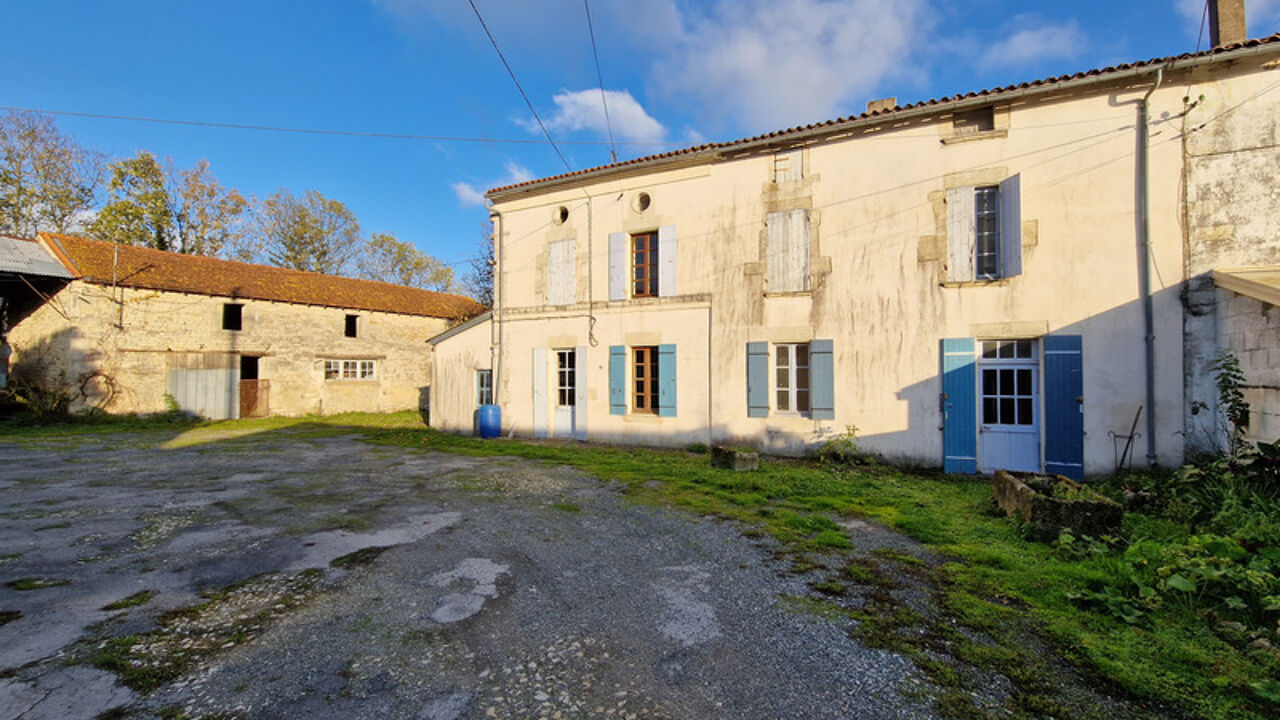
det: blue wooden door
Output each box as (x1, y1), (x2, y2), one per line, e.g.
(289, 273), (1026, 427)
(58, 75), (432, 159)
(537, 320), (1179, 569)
(1043, 335), (1084, 480)
(941, 338), (977, 473)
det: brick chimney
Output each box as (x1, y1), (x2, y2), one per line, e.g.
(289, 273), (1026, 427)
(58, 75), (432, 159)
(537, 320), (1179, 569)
(1209, 0), (1247, 47)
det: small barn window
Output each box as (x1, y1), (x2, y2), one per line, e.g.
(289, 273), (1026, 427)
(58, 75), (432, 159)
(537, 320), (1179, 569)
(345, 314), (359, 338)
(223, 303), (243, 331)
(953, 106), (995, 135)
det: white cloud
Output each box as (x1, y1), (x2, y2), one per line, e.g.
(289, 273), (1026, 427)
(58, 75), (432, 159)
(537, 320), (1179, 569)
(451, 161), (534, 207)
(649, 0), (930, 132)
(532, 89), (666, 144)
(979, 19), (1086, 68)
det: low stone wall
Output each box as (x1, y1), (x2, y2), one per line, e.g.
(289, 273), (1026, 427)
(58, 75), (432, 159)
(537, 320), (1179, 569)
(993, 470), (1123, 540)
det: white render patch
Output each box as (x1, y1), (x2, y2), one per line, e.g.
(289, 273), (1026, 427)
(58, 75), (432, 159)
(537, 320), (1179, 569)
(284, 512), (462, 573)
(655, 564), (721, 647)
(428, 557), (510, 624)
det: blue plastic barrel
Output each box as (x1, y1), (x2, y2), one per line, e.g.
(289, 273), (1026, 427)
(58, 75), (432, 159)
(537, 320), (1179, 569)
(477, 404), (501, 439)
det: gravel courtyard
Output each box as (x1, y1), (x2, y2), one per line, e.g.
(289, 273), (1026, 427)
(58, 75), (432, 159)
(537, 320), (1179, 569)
(0, 426), (940, 720)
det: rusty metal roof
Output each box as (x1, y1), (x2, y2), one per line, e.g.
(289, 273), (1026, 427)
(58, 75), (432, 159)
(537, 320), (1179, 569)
(488, 33), (1280, 199)
(40, 233), (486, 320)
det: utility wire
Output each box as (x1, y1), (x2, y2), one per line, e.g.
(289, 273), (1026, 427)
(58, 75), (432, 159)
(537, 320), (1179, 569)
(1196, 0), (1209, 52)
(466, 0), (573, 172)
(583, 0), (617, 164)
(0, 105), (666, 147)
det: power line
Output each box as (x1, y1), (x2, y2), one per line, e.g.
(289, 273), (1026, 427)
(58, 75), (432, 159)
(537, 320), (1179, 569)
(466, 0), (573, 172)
(583, 0), (617, 164)
(0, 105), (669, 147)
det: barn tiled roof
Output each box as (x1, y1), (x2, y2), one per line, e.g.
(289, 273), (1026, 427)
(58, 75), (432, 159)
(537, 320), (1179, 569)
(488, 33), (1280, 198)
(40, 233), (485, 320)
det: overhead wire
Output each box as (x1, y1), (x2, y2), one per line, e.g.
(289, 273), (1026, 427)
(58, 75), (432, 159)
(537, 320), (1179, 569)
(466, 0), (573, 172)
(582, 0), (618, 164)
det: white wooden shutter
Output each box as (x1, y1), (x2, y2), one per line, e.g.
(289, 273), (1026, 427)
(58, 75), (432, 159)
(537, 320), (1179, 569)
(767, 209), (810, 292)
(998, 174), (1022, 278)
(547, 238), (575, 305)
(608, 232), (627, 301)
(946, 187), (976, 282)
(658, 225), (677, 297)
(531, 347), (548, 438)
(574, 345), (588, 441)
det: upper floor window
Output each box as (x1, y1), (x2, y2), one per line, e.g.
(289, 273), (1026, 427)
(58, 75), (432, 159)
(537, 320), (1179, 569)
(632, 232), (658, 298)
(766, 209), (811, 292)
(547, 238), (575, 306)
(222, 303), (242, 331)
(946, 174), (1022, 282)
(345, 314), (359, 338)
(953, 106), (995, 135)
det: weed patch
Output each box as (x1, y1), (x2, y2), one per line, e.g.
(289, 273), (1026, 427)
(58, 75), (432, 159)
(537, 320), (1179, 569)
(102, 590), (155, 611)
(7, 577), (70, 590)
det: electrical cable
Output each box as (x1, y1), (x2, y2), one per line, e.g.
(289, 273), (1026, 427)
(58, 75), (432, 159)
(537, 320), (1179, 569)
(466, 0), (573, 172)
(582, 0), (617, 164)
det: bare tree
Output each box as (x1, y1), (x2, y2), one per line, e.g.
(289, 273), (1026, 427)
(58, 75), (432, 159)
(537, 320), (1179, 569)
(172, 160), (250, 257)
(462, 223), (494, 307)
(0, 110), (102, 237)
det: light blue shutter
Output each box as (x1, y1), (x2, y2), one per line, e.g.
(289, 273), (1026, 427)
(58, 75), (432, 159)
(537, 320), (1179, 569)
(810, 339), (834, 420)
(1044, 335), (1084, 480)
(608, 232), (627, 301)
(609, 345), (625, 415)
(658, 225), (677, 297)
(657, 344), (676, 417)
(747, 342), (769, 418)
(999, 174), (1022, 278)
(941, 338), (977, 474)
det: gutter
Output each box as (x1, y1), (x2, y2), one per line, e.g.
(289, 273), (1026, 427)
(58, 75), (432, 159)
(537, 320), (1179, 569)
(488, 40), (1280, 203)
(1138, 68), (1164, 466)
(489, 209), (504, 412)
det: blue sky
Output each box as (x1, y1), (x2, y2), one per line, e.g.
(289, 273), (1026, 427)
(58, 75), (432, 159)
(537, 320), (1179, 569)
(3, 1), (1279, 275)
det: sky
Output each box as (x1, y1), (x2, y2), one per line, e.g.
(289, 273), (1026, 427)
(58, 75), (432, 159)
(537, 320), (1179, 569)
(3, 0), (1279, 277)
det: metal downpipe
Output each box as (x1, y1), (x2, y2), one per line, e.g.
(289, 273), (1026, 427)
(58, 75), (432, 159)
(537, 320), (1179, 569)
(1138, 68), (1163, 466)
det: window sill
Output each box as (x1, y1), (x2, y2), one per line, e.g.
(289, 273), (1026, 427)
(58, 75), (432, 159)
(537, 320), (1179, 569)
(623, 413), (664, 423)
(763, 290), (813, 298)
(940, 129), (1008, 145)
(324, 379), (379, 384)
(940, 277), (1013, 288)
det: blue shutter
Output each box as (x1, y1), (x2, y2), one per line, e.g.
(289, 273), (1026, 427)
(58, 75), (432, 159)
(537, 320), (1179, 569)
(1044, 334), (1084, 480)
(609, 345), (625, 415)
(657, 344), (677, 417)
(810, 339), (834, 420)
(941, 338), (977, 474)
(747, 342), (769, 417)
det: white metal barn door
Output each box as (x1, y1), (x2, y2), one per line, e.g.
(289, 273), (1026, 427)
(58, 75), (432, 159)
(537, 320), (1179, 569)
(977, 339), (1040, 474)
(552, 349), (577, 438)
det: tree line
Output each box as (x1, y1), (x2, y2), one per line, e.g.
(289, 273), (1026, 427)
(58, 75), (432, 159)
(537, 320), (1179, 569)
(0, 110), (487, 298)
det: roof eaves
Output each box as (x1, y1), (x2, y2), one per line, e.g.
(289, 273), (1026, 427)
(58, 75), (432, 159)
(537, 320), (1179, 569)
(486, 34), (1280, 201)
(427, 310), (492, 346)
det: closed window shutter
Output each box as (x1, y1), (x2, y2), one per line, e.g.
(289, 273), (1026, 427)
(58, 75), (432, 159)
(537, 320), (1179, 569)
(766, 210), (810, 292)
(658, 225), (677, 297)
(608, 345), (625, 415)
(547, 238), (575, 305)
(1043, 335), (1084, 480)
(941, 338), (977, 473)
(746, 342), (769, 417)
(774, 149), (802, 183)
(574, 345), (588, 440)
(657, 344), (677, 417)
(532, 347), (548, 438)
(608, 232), (627, 301)
(998, 174), (1022, 278)
(946, 187), (976, 282)
(810, 339), (834, 420)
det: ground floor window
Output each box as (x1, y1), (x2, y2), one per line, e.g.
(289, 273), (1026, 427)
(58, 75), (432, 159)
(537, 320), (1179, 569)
(476, 369), (493, 405)
(775, 342), (810, 415)
(632, 345), (658, 413)
(324, 359), (376, 380)
(556, 349), (576, 406)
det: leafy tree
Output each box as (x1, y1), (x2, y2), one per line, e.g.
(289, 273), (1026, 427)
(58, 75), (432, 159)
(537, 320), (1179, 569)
(259, 189), (361, 274)
(358, 232), (454, 290)
(172, 159), (250, 257)
(0, 110), (102, 237)
(463, 225), (494, 307)
(89, 151), (175, 250)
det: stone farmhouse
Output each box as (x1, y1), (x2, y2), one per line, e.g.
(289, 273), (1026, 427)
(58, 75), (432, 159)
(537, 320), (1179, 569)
(430, 18), (1280, 479)
(4, 233), (483, 419)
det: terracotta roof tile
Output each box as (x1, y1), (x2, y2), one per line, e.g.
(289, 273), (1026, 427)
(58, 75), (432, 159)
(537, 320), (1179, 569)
(487, 33), (1280, 197)
(40, 233), (485, 320)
